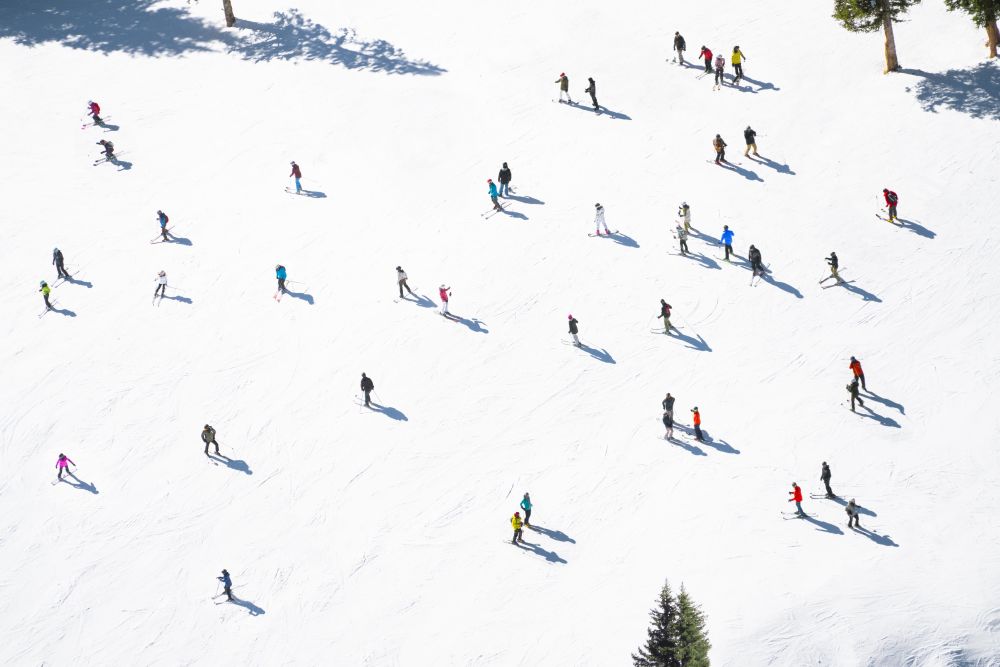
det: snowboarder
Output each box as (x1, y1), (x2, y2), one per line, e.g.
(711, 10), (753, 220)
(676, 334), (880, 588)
(56, 453), (76, 480)
(438, 284), (451, 316)
(743, 125), (759, 157)
(396, 266), (415, 298)
(511, 512), (524, 544)
(749, 244), (763, 276)
(275, 264), (287, 294)
(657, 299), (672, 334)
(846, 499), (861, 529)
(568, 314), (580, 346)
(487, 179), (502, 211)
(39, 281), (52, 309)
(498, 162), (512, 197)
(788, 482), (804, 516)
(698, 46), (713, 73)
(218, 569), (233, 601)
(584, 77), (599, 110)
(720, 225), (735, 261)
(678, 202), (691, 231)
(156, 210), (170, 241)
(821, 462), (834, 497)
(594, 203), (610, 235)
(52, 248), (69, 280)
(662, 410), (674, 439)
(555, 72), (573, 103)
(154, 270), (167, 298)
(87, 100), (102, 124)
(691, 407), (704, 442)
(713, 53), (726, 86)
(97, 139), (115, 160)
(821, 252), (843, 284)
(731, 46), (747, 82)
(673, 31), (686, 63)
(360, 373), (374, 407)
(882, 188), (899, 222)
(847, 377), (865, 412)
(675, 224), (689, 255)
(202, 424), (220, 456)
(290, 161), (302, 194)
(849, 356), (866, 390)
(520, 493), (532, 526)
(713, 134), (727, 164)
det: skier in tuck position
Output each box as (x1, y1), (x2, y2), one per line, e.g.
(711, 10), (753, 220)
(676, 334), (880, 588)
(87, 100), (103, 125)
(847, 377), (865, 412)
(56, 453), (76, 480)
(156, 210), (170, 241)
(218, 569), (234, 601)
(568, 314), (580, 346)
(731, 46), (747, 83)
(39, 281), (52, 310)
(154, 270), (167, 298)
(202, 424), (220, 456)
(520, 493), (532, 526)
(487, 179), (502, 212)
(720, 225), (735, 261)
(275, 264), (288, 294)
(438, 284), (451, 316)
(497, 162), (512, 197)
(511, 511), (524, 544)
(673, 31), (686, 63)
(360, 373), (374, 407)
(555, 73), (573, 103)
(743, 125), (759, 157)
(820, 252), (843, 284)
(749, 244), (764, 277)
(584, 77), (599, 111)
(657, 299), (672, 333)
(396, 266), (415, 298)
(52, 248), (70, 280)
(713, 134), (727, 164)
(788, 482), (804, 516)
(882, 188), (899, 222)
(675, 223), (689, 255)
(594, 203), (610, 235)
(821, 461), (834, 497)
(698, 46), (713, 73)
(846, 499), (861, 529)
(713, 53), (726, 87)
(290, 161), (302, 194)
(849, 356), (866, 390)
(691, 406), (705, 441)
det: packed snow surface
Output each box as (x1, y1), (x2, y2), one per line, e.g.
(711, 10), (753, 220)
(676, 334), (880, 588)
(1, 0), (999, 665)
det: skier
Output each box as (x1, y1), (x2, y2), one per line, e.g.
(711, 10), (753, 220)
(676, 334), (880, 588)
(849, 356), (866, 390)
(487, 179), (502, 212)
(691, 406), (704, 441)
(731, 46), (747, 82)
(847, 377), (865, 412)
(218, 569), (233, 601)
(820, 252), (843, 284)
(678, 202), (691, 231)
(820, 462), (834, 497)
(156, 210), (170, 241)
(584, 77), (599, 110)
(360, 373), (374, 407)
(713, 53), (726, 86)
(743, 125), (759, 157)
(56, 453), (76, 480)
(154, 270), (167, 298)
(698, 46), (713, 73)
(511, 511), (524, 544)
(290, 161), (302, 194)
(675, 223), (689, 255)
(720, 225), (735, 261)
(657, 299), (672, 334)
(87, 100), (102, 124)
(882, 188), (899, 222)
(846, 499), (861, 529)
(438, 284), (451, 316)
(788, 482), (804, 516)
(673, 31), (686, 63)
(39, 281), (52, 310)
(662, 410), (674, 439)
(662, 392), (675, 419)
(749, 244), (763, 276)
(555, 72), (573, 103)
(97, 139), (115, 160)
(594, 203), (610, 235)
(520, 493), (532, 526)
(713, 134), (727, 164)
(275, 264), (287, 294)
(497, 162), (512, 197)
(396, 266), (415, 299)
(52, 248), (69, 280)
(202, 424), (220, 456)
(568, 314), (580, 346)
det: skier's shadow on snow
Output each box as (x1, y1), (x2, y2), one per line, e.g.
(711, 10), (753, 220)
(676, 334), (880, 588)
(516, 540), (567, 564)
(894, 217), (935, 239)
(111, 158), (133, 171)
(577, 343), (615, 364)
(369, 402), (408, 421)
(166, 235), (193, 246)
(863, 391), (904, 415)
(802, 514), (843, 535)
(230, 596), (266, 616)
(409, 294), (436, 309)
(665, 435), (707, 456)
(749, 155), (796, 176)
(853, 527), (898, 547)
(668, 328), (711, 352)
(738, 75), (781, 93)
(286, 290), (314, 305)
(208, 453), (253, 475)
(718, 161), (763, 182)
(99, 123), (121, 132)
(529, 525), (576, 543)
(681, 251), (721, 270)
(504, 194), (544, 205)
(51, 307), (77, 317)
(66, 276), (94, 289)
(502, 208), (529, 220)
(162, 295), (193, 304)
(596, 106), (632, 120)
(60, 474), (99, 494)
(606, 231), (639, 248)
(823, 495), (878, 518)
(856, 405), (900, 429)
(297, 189), (327, 199)
(840, 282), (881, 303)
(446, 314), (488, 334)
(760, 273), (803, 299)
(699, 431), (740, 454)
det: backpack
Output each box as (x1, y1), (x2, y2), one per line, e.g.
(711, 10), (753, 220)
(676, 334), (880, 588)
(887, 191), (898, 205)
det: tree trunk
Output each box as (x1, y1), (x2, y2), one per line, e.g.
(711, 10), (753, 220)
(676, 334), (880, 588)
(222, 0), (236, 27)
(882, 8), (899, 73)
(987, 19), (999, 59)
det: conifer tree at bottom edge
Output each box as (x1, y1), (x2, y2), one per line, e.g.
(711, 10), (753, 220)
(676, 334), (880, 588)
(632, 579), (712, 667)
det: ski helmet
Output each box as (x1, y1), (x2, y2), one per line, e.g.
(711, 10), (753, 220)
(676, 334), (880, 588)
(883, 188), (889, 193)
(396, 266), (401, 271)
(53, 247), (58, 253)
(595, 202), (601, 208)
(515, 511), (520, 517)
(487, 178), (492, 183)
(39, 280), (46, 286)
(568, 314), (573, 319)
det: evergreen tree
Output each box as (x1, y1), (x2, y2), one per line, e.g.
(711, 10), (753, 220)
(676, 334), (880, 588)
(945, 0), (1000, 58)
(632, 580), (680, 667)
(832, 0), (923, 72)
(675, 585), (712, 667)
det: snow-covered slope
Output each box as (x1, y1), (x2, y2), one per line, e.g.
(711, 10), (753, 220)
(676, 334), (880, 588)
(2, 0), (999, 664)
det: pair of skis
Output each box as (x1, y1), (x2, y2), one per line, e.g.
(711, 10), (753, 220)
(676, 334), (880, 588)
(482, 203), (508, 219)
(81, 115), (112, 129)
(150, 227), (175, 244)
(588, 229), (619, 237)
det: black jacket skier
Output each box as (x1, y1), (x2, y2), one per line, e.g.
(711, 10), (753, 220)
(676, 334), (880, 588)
(821, 462), (834, 497)
(202, 424), (219, 456)
(662, 393), (675, 414)
(568, 315), (580, 346)
(584, 77), (599, 110)
(498, 163), (511, 184)
(823, 252), (843, 284)
(52, 248), (69, 279)
(673, 32), (686, 62)
(97, 139), (114, 158)
(846, 499), (861, 528)
(743, 126), (759, 157)
(361, 373), (375, 406)
(658, 300), (672, 333)
(847, 377), (864, 412)
(749, 245), (763, 276)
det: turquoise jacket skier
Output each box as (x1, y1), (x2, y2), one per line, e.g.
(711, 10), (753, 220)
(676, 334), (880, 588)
(488, 181), (499, 198)
(276, 265), (287, 281)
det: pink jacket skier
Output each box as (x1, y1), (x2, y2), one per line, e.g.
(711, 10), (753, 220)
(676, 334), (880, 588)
(56, 453), (76, 480)
(439, 284), (451, 315)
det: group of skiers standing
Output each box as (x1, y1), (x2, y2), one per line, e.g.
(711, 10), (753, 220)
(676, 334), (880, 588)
(788, 466), (864, 529)
(554, 73), (600, 110)
(510, 492), (532, 544)
(661, 394), (705, 443)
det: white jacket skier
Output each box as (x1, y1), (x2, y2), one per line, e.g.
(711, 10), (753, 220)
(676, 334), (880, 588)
(678, 202), (691, 230)
(594, 203), (609, 235)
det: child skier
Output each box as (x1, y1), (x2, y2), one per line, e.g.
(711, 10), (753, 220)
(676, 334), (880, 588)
(849, 356), (866, 390)
(713, 53), (726, 87)
(555, 73), (572, 103)
(290, 161), (302, 193)
(520, 493), (532, 526)
(97, 139), (115, 160)
(720, 225), (735, 261)
(39, 281), (52, 309)
(511, 512), (524, 544)
(749, 245), (763, 276)
(156, 210), (170, 241)
(487, 179), (502, 211)
(657, 299), (672, 334)
(691, 407), (704, 441)
(882, 188), (899, 221)
(846, 499), (861, 529)
(52, 248), (70, 280)
(713, 134), (727, 164)
(439, 284), (451, 316)
(788, 482), (804, 516)
(154, 270), (167, 298)
(568, 314), (580, 346)
(275, 265), (287, 294)
(847, 377), (865, 412)
(202, 424), (220, 456)
(594, 203), (609, 235)
(56, 453), (76, 480)
(396, 266), (415, 298)
(87, 100), (102, 124)
(675, 224), (689, 255)
(218, 569), (233, 601)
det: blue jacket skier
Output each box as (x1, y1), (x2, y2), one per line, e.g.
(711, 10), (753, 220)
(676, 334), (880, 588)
(156, 210), (169, 241)
(218, 569), (233, 601)
(520, 493), (532, 526)
(275, 265), (288, 294)
(487, 179), (501, 211)
(720, 225), (735, 261)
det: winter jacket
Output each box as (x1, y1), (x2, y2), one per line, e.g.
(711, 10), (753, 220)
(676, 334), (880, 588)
(659, 303), (671, 319)
(53, 249), (64, 266)
(678, 205), (691, 223)
(826, 254), (839, 269)
(158, 212), (168, 227)
(520, 497), (532, 511)
(594, 207), (605, 225)
(40, 283), (51, 296)
(749, 247), (762, 264)
(439, 287), (450, 302)
(56, 455), (74, 469)
(676, 225), (688, 240)
(744, 127), (756, 144)
(662, 395), (675, 411)
(89, 102), (101, 115)
(846, 501), (858, 517)
(156, 274), (167, 286)
(674, 34), (686, 51)
(488, 182), (499, 198)
(790, 486), (803, 502)
(692, 410), (701, 425)
(883, 190), (898, 206)
(202, 426), (216, 443)
(275, 266), (286, 281)
(699, 47), (712, 61)
(585, 79), (596, 96)
(713, 136), (727, 151)
(849, 359), (863, 377)
(396, 269), (408, 283)
(290, 163), (302, 178)
(511, 514), (523, 531)
(556, 75), (569, 91)
(498, 166), (512, 184)
(361, 376), (374, 392)
(821, 464), (832, 482)
(568, 317), (579, 335)
(220, 572), (232, 587)
(720, 229), (735, 245)
(732, 49), (745, 65)
(714, 55), (725, 70)
(847, 379), (860, 398)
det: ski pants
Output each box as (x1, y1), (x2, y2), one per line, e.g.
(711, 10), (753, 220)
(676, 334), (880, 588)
(694, 424), (704, 441)
(887, 204), (897, 220)
(571, 333), (580, 345)
(751, 260), (762, 275)
(850, 394), (864, 411)
(715, 148), (725, 164)
(523, 509), (531, 525)
(662, 317), (671, 333)
(724, 244), (734, 260)
(734, 63), (743, 79)
(224, 585), (233, 601)
(662, 415), (673, 434)
(499, 182), (509, 197)
(679, 238), (688, 254)
(676, 48), (685, 64)
(278, 278), (287, 293)
(491, 195), (501, 210)
(56, 262), (69, 279)
(848, 513), (860, 529)
(204, 439), (219, 455)
(398, 279), (414, 298)
(829, 267), (841, 282)
(714, 67), (724, 85)
(43, 294), (52, 308)
(823, 479), (834, 496)
(795, 501), (803, 515)
(744, 142), (757, 156)
(855, 373), (866, 390)
(363, 389), (372, 406)
(294, 177), (302, 193)
(154, 284), (166, 297)
(704, 58), (712, 73)
(512, 528), (522, 544)
(589, 92), (599, 109)
(559, 89), (572, 102)
(161, 227), (169, 240)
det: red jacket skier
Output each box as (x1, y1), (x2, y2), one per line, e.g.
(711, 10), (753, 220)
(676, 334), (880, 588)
(882, 188), (899, 222)
(698, 46), (713, 73)
(788, 482), (804, 515)
(849, 356), (866, 390)
(289, 161), (303, 193)
(87, 100), (103, 124)
(438, 284), (451, 316)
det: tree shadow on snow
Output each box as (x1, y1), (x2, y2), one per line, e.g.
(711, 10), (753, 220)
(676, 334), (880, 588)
(209, 453), (253, 475)
(901, 64), (1000, 122)
(894, 217), (936, 239)
(286, 290), (314, 305)
(668, 328), (711, 352)
(0, 2), (445, 75)
(230, 596), (266, 616)
(760, 273), (803, 299)
(852, 526), (899, 547)
(863, 390), (904, 415)
(369, 402), (408, 421)
(856, 405), (901, 429)
(445, 314), (488, 333)
(577, 343), (615, 364)
(60, 473), (99, 494)
(718, 161), (763, 182)
(606, 231), (639, 248)
(515, 539), (567, 564)
(66, 276), (94, 288)
(680, 251), (721, 270)
(529, 525), (576, 543)
(748, 155), (796, 176)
